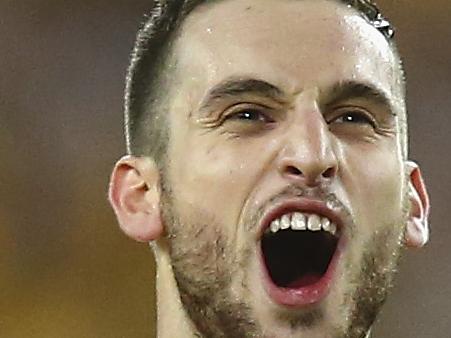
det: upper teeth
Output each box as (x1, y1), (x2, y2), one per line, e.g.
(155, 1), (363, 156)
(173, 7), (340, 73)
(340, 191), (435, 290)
(268, 212), (337, 236)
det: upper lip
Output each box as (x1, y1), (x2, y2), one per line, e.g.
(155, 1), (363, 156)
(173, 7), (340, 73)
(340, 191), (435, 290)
(258, 197), (345, 238)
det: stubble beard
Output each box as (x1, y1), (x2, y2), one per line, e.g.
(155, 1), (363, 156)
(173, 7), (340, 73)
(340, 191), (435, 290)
(159, 174), (408, 338)
(160, 175), (259, 337)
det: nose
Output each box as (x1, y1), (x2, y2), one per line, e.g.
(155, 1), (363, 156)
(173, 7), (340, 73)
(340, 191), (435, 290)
(278, 110), (338, 187)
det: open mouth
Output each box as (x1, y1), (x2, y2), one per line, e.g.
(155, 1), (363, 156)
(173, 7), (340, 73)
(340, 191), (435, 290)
(259, 210), (342, 306)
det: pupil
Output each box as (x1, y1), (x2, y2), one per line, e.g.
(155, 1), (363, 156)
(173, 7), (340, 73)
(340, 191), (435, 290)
(346, 114), (361, 123)
(241, 111), (258, 120)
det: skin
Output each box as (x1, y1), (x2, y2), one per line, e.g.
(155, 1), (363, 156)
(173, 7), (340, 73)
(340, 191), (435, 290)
(109, 0), (430, 337)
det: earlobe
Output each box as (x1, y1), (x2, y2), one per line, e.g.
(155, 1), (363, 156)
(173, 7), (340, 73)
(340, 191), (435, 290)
(405, 161), (430, 248)
(108, 155), (163, 242)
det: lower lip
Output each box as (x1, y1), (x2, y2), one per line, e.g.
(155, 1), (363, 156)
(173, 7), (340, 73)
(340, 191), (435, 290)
(259, 237), (345, 307)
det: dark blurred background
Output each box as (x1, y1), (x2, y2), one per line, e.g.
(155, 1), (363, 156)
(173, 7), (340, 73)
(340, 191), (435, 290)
(0, 0), (449, 337)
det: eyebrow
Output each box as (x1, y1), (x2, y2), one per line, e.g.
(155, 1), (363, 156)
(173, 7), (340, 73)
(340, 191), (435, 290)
(325, 80), (395, 115)
(199, 77), (285, 112)
(198, 78), (396, 117)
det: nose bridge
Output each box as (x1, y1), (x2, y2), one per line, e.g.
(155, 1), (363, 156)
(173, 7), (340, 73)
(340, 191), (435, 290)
(279, 100), (338, 185)
(298, 107), (326, 156)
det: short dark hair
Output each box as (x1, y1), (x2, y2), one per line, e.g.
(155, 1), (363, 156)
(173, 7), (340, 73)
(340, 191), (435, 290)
(124, 0), (397, 160)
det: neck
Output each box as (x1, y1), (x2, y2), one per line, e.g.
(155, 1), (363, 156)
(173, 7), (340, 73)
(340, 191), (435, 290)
(153, 242), (198, 338)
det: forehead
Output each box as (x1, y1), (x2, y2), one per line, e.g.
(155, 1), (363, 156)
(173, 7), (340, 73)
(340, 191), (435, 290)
(173, 0), (397, 101)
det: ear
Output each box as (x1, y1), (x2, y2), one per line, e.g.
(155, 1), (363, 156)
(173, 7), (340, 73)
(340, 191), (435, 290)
(108, 155), (163, 242)
(404, 161), (430, 248)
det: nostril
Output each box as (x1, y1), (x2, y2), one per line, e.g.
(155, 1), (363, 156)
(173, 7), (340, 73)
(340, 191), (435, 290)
(286, 166), (303, 176)
(322, 167), (336, 179)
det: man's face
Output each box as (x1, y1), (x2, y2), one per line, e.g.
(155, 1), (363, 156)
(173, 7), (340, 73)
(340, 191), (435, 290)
(162, 0), (406, 336)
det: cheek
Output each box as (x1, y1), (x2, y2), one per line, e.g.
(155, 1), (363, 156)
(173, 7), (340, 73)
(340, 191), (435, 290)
(341, 143), (404, 226)
(167, 133), (275, 228)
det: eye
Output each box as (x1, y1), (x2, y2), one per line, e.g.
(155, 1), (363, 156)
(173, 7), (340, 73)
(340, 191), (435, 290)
(329, 109), (377, 129)
(220, 105), (277, 136)
(224, 107), (274, 124)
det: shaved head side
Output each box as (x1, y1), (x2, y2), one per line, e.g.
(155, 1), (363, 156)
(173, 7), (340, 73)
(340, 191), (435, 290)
(124, 0), (407, 162)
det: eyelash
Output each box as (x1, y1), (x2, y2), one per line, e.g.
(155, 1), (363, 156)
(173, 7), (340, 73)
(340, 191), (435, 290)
(221, 105), (377, 130)
(222, 106), (275, 124)
(328, 108), (377, 129)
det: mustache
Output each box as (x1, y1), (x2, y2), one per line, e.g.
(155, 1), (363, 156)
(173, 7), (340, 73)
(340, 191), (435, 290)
(273, 185), (340, 203)
(248, 185), (352, 231)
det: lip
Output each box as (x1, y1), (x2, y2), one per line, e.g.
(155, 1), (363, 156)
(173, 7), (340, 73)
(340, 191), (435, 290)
(257, 198), (347, 307)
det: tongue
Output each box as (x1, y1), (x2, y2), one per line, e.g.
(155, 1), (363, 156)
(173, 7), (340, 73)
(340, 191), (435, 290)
(287, 273), (322, 289)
